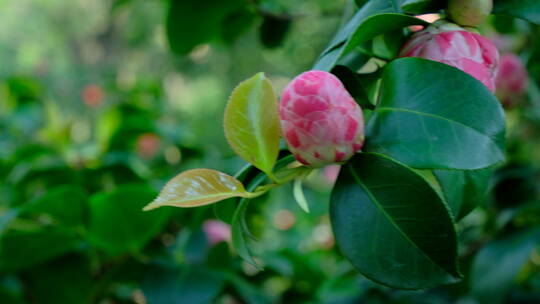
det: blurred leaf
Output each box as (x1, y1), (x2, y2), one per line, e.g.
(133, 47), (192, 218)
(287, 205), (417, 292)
(494, 0), (540, 25)
(224, 272), (272, 304)
(221, 7), (258, 44)
(330, 153), (459, 289)
(166, 0), (245, 55)
(231, 198), (260, 269)
(434, 168), (494, 220)
(491, 15), (517, 34)
(365, 58), (506, 170)
(493, 164), (538, 208)
(21, 185), (88, 228)
(316, 276), (365, 303)
(315, 11), (427, 70)
(0, 276), (25, 304)
(231, 171), (268, 269)
(142, 266), (225, 304)
(87, 185), (169, 255)
(400, 0), (446, 14)
(260, 14), (291, 48)
(6, 76), (42, 102)
(470, 228), (540, 304)
(224, 73), (280, 177)
(0, 228), (79, 272)
(144, 169), (253, 211)
(23, 255), (95, 304)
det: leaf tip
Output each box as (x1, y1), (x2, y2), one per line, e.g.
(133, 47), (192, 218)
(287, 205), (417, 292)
(142, 202), (159, 211)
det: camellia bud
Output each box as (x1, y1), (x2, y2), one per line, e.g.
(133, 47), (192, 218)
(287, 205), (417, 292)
(279, 71), (364, 168)
(495, 54), (528, 108)
(400, 21), (499, 92)
(447, 0), (492, 27)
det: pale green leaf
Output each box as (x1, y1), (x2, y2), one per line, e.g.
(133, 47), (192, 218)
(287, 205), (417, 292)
(224, 73), (281, 176)
(293, 178), (310, 213)
(143, 169), (252, 210)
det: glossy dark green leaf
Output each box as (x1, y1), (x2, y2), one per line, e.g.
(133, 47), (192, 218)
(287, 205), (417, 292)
(494, 0), (540, 25)
(343, 14), (425, 55)
(0, 228), (80, 272)
(470, 228), (540, 304)
(87, 185), (169, 255)
(315, 3), (401, 70)
(314, 11), (427, 70)
(434, 168), (494, 220)
(371, 29), (407, 60)
(166, 0), (245, 55)
(365, 58), (505, 170)
(331, 65), (379, 110)
(330, 153), (459, 289)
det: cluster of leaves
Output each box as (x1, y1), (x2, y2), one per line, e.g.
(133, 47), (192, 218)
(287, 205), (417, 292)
(1, 0), (540, 303)
(165, 0), (294, 54)
(147, 0), (540, 294)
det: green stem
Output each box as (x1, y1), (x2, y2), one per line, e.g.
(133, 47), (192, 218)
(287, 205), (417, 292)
(252, 167), (313, 198)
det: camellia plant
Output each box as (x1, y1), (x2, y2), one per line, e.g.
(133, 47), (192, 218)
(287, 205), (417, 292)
(143, 0), (538, 290)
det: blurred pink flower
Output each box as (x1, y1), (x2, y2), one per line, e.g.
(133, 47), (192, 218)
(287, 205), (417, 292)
(82, 84), (104, 107)
(136, 133), (161, 160)
(203, 220), (231, 245)
(279, 71), (364, 167)
(273, 209), (296, 231)
(400, 21), (500, 92)
(323, 165), (341, 184)
(495, 53), (527, 108)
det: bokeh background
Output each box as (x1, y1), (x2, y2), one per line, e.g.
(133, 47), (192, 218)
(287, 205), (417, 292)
(1, 0), (539, 303)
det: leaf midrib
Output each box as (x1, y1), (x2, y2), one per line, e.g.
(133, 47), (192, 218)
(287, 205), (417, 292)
(376, 107), (500, 141)
(152, 192), (249, 207)
(347, 162), (455, 275)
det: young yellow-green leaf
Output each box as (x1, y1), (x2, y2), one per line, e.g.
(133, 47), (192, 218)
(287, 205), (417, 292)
(224, 72), (281, 177)
(143, 169), (253, 211)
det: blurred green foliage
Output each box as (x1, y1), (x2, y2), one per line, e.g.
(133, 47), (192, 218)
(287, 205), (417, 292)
(0, 0), (539, 303)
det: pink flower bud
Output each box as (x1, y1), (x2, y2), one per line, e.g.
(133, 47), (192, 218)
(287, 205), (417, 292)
(400, 21), (500, 92)
(279, 71), (364, 167)
(495, 53), (528, 108)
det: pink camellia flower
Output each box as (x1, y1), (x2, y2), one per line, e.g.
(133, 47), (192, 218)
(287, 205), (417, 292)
(495, 53), (528, 108)
(279, 71), (364, 167)
(399, 21), (500, 92)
